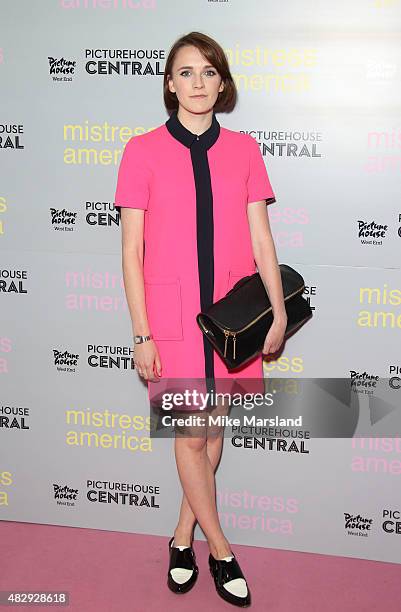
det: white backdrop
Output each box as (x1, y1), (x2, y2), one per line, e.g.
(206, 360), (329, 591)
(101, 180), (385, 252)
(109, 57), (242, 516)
(1, 0), (401, 564)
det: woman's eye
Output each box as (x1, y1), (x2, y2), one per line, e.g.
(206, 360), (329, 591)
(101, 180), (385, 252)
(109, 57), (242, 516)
(179, 70), (217, 77)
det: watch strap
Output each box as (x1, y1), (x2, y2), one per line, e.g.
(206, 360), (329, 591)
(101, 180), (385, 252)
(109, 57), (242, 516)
(133, 334), (153, 344)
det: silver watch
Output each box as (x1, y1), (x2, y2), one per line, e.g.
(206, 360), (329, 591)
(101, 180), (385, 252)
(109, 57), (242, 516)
(133, 334), (153, 344)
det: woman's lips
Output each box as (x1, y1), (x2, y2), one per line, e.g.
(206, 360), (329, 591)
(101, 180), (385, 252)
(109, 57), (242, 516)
(190, 95), (207, 98)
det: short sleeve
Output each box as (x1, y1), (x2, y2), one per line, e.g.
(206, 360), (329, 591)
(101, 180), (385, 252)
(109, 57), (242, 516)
(246, 135), (276, 205)
(114, 136), (151, 212)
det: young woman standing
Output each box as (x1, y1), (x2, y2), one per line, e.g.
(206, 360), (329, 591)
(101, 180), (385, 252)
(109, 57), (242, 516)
(115, 31), (287, 608)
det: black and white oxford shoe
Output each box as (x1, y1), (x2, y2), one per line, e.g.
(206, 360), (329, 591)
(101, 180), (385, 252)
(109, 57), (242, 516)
(208, 551), (251, 607)
(167, 536), (199, 594)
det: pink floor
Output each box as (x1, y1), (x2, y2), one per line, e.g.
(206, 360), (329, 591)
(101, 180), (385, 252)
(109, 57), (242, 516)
(1, 521), (400, 611)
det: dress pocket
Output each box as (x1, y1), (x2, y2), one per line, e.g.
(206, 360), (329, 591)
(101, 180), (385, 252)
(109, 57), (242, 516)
(144, 276), (183, 341)
(227, 268), (257, 294)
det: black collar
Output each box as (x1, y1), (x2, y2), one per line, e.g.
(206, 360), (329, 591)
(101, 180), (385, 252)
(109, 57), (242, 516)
(165, 109), (220, 149)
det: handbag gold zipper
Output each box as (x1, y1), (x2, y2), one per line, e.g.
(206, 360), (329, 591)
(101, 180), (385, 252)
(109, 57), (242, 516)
(224, 330), (237, 359)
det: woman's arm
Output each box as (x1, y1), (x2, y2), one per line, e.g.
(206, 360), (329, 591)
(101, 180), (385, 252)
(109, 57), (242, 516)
(120, 207), (150, 336)
(247, 201), (288, 354)
(120, 207), (161, 381)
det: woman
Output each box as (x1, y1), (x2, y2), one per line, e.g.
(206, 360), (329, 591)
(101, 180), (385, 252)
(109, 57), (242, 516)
(115, 31), (287, 608)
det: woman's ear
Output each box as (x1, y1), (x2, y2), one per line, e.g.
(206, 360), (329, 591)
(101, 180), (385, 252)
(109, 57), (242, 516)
(167, 74), (175, 94)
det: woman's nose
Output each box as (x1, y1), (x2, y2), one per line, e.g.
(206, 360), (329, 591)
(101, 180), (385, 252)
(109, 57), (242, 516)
(193, 74), (205, 88)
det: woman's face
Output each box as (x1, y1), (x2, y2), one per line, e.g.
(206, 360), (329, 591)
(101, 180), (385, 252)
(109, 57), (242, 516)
(167, 45), (224, 115)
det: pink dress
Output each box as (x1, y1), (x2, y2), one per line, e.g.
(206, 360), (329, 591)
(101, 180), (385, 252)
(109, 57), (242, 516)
(114, 110), (276, 411)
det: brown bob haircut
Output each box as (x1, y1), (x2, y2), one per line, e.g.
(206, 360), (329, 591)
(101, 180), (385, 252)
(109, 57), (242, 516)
(163, 31), (237, 114)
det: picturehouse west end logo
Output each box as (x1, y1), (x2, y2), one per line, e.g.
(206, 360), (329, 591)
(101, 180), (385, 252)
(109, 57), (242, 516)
(53, 483), (79, 507)
(53, 349), (79, 373)
(48, 56), (76, 82)
(50, 208), (77, 230)
(350, 370), (379, 395)
(358, 219), (388, 246)
(344, 512), (373, 537)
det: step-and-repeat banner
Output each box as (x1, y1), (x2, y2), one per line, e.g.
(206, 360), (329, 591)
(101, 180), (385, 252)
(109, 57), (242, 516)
(1, 1), (401, 565)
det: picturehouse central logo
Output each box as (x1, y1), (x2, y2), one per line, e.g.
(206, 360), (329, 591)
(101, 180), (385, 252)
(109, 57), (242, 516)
(382, 509), (401, 535)
(84, 48), (165, 76)
(0, 269), (28, 294)
(0, 405), (30, 431)
(241, 130), (323, 158)
(87, 344), (134, 370)
(86, 480), (160, 509)
(0, 124), (24, 149)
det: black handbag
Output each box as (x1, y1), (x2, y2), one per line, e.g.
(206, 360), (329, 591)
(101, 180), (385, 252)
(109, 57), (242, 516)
(196, 264), (313, 370)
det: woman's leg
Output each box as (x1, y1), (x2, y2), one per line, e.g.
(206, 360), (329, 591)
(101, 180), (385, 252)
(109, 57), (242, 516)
(173, 424), (224, 546)
(173, 396), (232, 559)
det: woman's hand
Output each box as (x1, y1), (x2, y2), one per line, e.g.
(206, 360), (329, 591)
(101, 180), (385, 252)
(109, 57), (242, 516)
(133, 340), (162, 382)
(262, 314), (288, 355)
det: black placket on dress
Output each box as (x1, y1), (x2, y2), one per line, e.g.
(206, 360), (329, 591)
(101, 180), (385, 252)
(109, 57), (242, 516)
(166, 109), (220, 403)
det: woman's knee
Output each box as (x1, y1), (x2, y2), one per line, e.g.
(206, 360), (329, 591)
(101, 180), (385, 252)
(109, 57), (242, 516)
(206, 396), (230, 439)
(174, 419), (208, 451)
(175, 435), (207, 453)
